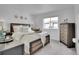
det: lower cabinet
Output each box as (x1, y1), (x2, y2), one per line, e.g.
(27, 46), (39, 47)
(0, 44), (24, 55)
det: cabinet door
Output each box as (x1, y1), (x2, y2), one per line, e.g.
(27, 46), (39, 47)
(60, 24), (68, 44)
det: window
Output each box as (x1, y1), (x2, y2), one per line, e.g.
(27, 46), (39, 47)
(43, 17), (58, 29)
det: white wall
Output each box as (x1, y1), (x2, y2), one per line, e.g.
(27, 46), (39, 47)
(74, 5), (79, 54)
(31, 6), (75, 41)
(0, 5), (34, 32)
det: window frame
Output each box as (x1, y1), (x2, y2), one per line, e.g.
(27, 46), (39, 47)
(43, 17), (58, 29)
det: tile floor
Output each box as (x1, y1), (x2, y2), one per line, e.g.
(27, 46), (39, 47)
(34, 40), (76, 55)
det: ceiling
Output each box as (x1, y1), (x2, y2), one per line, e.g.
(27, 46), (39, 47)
(0, 4), (74, 15)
